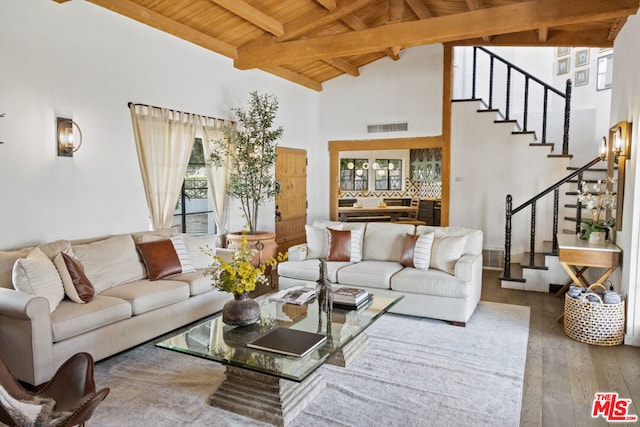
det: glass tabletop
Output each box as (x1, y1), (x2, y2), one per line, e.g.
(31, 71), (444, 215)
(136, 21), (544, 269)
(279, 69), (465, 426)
(156, 292), (402, 382)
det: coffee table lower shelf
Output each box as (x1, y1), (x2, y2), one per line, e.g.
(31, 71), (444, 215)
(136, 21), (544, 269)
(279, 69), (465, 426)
(208, 332), (370, 426)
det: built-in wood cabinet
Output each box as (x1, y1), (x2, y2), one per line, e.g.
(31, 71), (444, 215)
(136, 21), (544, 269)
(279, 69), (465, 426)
(418, 199), (441, 226)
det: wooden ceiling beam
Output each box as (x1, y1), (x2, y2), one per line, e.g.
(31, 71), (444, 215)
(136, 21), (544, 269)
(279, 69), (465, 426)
(207, 0), (283, 37)
(315, 0), (337, 11)
(465, 0), (491, 42)
(389, 0), (405, 23)
(538, 27), (549, 42)
(278, 0), (380, 42)
(235, 0), (638, 69)
(259, 66), (323, 91)
(86, 0), (237, 58)
(323, 58), (360, 76)
(608, 17), (627, 42)
(449, 29), (614, 48)
(405, 0), (432, 19)
(341, 14), (400, 61)
(388, 46), (402, 60)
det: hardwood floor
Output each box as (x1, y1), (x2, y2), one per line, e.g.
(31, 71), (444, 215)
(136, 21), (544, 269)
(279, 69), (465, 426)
(480, 269), (640, 426)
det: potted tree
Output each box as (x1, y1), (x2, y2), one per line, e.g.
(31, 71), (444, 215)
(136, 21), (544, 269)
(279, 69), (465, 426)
(209, 91), (284, 263)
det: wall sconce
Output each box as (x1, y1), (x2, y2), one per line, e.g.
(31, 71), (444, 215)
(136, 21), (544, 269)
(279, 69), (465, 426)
(612, 123), (631, 160)
(56, 117), (83, 157)
(599, 136), (607, 160)
(609, 120), (633, 230)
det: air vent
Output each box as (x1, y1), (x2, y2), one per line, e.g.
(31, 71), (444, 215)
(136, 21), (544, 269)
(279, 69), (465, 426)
(367, 122), (408, 133)
(482, 249), (504, 269)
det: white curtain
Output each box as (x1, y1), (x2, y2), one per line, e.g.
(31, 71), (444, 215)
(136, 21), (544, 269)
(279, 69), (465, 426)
(201, 117), (233, 235)
(130, 104), (198, 230)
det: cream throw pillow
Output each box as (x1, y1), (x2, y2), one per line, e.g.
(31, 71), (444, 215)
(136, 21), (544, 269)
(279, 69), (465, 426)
(170, 235), (196, 273)
(430, 234), (468, 275)
(349, 229), (363, 262)
(72, 234), (146, 294)
(305, 223), (343, 259)
(182, 234), (219, 270)
(413, 233), (435, 270)
(12, 247), (64, 313)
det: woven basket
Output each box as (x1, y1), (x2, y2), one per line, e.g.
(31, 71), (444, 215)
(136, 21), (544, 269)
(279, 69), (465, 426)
(564, 284), (625, 346)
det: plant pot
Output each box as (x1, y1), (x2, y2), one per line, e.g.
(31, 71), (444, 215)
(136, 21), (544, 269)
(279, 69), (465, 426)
(222, 293), (260, 326)
(226, 231), (278, 266)
(589, 231), (606, 244)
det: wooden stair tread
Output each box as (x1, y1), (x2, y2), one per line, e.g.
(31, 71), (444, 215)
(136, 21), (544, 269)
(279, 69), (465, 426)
(451, 98), (482, 103)
(547, 153), (573, 158)
(520, 252), (548, 270)
(567, 178), (603, 183)
(567, 166), (615, 171)
(564, 203), (589, 209)
(499, 264), (525, 282)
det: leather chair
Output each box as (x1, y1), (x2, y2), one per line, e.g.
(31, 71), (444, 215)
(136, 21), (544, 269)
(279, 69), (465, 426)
(0, 352), (109, 427)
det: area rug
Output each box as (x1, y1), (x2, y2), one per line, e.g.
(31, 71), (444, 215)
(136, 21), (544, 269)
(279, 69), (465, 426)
(92, 301), (530, 426)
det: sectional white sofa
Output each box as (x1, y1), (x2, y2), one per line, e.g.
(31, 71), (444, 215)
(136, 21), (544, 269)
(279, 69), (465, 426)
(0, 230), (231, 386)
(277, 221), (483, 326)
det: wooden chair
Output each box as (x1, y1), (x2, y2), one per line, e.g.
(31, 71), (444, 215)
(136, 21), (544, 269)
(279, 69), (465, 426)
(394, 198), (426, 225)
(0, 352), (109, 427)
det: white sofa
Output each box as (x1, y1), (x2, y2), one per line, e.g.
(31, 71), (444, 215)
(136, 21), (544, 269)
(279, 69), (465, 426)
(0, 230), (231, 386)
(277, 221), (483, 325)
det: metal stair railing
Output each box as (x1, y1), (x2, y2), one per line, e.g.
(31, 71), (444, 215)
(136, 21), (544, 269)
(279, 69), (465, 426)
(471, 46), (573, 155)
(503, 157), (603, 278)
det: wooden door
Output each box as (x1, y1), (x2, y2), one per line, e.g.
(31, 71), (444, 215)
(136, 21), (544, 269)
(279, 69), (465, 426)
(275, 147), (307, 254)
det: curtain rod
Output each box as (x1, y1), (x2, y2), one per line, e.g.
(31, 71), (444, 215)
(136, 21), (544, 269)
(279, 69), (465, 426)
(127, 102), (226, 123)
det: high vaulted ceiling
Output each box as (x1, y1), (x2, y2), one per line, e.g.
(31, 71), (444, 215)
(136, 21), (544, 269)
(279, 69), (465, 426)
(58, 0), (640, 91)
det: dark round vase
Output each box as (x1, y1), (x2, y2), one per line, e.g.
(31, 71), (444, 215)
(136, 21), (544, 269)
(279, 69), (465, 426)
(222, 293), (260, 326)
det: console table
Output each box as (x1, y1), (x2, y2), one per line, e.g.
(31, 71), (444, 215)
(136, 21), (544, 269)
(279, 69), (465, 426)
(556, 234), (622, 292)
(555, 235), (621, 323)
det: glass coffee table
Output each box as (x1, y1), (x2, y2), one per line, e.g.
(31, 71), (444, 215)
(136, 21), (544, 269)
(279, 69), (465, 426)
(156, 292), (402, 426)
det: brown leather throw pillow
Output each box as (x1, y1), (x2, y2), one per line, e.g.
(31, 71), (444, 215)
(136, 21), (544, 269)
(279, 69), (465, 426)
(400, 234), (419, 268)
(136, 239), (182, 281)
(62, 252), (95, 303)
(327, 228), (352, 262)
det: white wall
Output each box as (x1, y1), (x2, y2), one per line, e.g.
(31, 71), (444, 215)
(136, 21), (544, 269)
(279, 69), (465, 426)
(0, 0), (319, 248)
(610, 11), (640, 345)
(316, 44), (444, 222)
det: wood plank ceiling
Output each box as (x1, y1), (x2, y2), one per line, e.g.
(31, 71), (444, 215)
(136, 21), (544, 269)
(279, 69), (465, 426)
(59, 0), (640, 91)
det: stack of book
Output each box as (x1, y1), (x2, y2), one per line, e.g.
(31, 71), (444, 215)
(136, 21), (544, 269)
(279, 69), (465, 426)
(333, 287), (370, 310)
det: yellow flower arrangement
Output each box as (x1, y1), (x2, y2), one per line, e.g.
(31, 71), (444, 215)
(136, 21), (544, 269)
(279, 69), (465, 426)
(205, 234), (287, 296)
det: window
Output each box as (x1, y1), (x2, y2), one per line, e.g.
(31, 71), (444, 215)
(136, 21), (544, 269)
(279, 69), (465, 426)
(597, 53), (613, 91)
(340, 158), (369, 191)
(173, 138), (215, 234)
(374, 159), (402, 191)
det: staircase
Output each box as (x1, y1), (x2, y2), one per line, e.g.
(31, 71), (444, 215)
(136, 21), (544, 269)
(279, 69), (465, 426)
(453, 46), (613, 292)
(499, 158), (613, 292)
